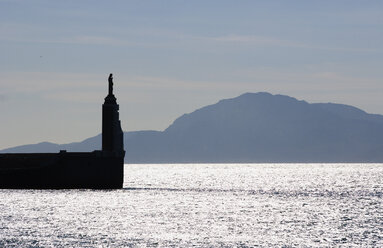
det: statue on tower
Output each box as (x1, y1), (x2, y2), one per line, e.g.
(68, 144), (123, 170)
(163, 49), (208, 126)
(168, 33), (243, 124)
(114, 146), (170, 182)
(105, 73), (116, 104)
(103, 73), (124, 155)
(108, 73), (113, 95)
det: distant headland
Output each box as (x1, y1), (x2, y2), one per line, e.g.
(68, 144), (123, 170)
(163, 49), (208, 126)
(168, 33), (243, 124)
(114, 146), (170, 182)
(2, 92), (383, 163)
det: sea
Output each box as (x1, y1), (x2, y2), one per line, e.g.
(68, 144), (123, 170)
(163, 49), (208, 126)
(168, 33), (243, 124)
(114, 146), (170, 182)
(0, 163), (382, 247)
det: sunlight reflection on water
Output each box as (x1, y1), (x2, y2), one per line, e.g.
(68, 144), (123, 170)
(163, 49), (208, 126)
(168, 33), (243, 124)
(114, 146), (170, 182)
(0, 163), (382, 247)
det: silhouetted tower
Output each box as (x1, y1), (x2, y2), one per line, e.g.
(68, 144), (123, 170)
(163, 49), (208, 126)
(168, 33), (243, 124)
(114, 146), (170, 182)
(102, 74), (124, 155)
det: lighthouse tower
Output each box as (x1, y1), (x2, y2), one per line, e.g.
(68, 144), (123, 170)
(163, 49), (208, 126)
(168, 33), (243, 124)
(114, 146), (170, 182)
(102, 74), (125, 156)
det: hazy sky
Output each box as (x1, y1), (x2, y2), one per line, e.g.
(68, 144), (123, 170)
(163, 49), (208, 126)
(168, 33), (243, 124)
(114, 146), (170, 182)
(1, 0), (383, 149)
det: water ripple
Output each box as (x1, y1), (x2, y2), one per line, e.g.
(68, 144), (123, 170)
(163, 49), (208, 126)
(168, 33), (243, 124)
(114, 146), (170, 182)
(0, 163), (382, 247)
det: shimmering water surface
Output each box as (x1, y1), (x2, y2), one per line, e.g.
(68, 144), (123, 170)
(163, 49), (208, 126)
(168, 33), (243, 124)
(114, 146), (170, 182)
(0, 163), (382, 247)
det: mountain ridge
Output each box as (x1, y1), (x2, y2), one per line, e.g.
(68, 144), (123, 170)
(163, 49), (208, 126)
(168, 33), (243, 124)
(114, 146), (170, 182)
(2, 92), (383, 162)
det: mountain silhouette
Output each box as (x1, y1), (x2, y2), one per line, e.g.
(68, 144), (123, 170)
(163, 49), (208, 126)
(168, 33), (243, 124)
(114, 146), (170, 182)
(3, 92), (383, 162)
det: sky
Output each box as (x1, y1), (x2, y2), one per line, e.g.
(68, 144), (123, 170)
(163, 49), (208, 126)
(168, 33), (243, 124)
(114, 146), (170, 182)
(0, 0), (383, 149)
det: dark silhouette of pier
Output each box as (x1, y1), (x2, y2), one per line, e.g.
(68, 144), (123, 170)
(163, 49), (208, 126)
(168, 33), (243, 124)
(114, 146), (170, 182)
(0, 74), (125, 189)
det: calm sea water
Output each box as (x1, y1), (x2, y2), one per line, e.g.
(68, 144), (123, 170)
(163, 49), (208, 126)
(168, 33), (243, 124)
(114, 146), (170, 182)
(0, 163), (382, 247)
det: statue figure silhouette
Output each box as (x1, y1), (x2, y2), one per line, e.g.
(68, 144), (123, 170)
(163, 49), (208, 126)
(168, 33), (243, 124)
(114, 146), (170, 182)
(108, 73), (113, 95)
